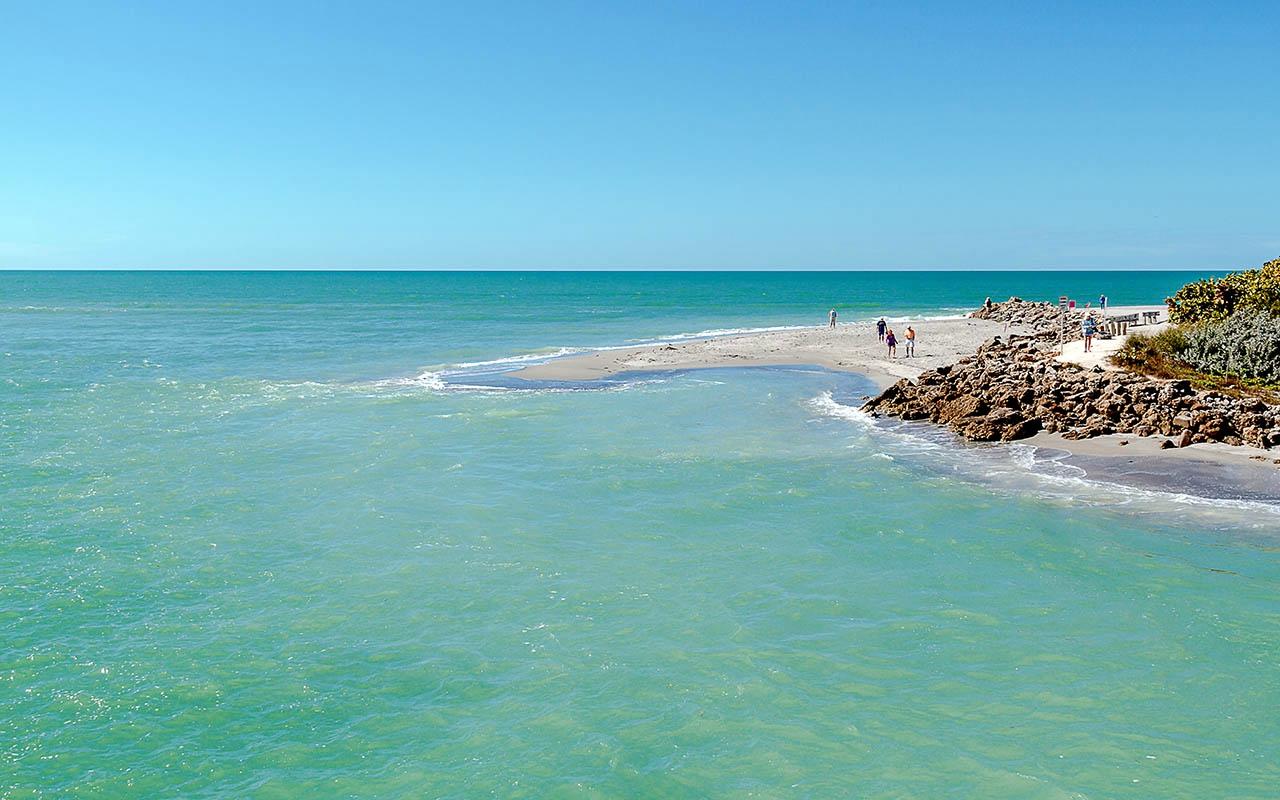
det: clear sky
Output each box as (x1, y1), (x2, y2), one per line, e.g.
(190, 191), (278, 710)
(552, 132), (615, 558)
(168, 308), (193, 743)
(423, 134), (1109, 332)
(3, 1), (1277, 270)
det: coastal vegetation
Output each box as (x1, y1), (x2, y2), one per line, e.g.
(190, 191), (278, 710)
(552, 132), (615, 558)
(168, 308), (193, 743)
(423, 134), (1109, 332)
(1114, 257), (1280, 394)
(1113, 315), (1280, 393)
(1165, 257), (1280, 324)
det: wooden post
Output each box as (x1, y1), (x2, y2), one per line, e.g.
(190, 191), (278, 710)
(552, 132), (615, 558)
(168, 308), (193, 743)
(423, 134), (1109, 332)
(1058, 296), (1068, 353)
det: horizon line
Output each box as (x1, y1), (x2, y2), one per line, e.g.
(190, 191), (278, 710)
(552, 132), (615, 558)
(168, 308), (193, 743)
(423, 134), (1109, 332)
(0, 265), (1231, 273)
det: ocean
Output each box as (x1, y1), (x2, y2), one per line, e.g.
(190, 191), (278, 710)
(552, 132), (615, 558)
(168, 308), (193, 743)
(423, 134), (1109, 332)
(4, 270), (1278, 798)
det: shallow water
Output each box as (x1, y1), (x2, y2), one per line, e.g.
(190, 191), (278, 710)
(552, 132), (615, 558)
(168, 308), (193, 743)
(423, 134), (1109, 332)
(4, 271), (1278, 798)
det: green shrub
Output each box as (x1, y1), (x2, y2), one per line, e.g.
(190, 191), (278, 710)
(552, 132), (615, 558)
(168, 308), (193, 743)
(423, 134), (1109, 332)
(1111, 326), (1190, 376)
(1167, 257), (1280, 324)
(1180, 312), (1280, 385)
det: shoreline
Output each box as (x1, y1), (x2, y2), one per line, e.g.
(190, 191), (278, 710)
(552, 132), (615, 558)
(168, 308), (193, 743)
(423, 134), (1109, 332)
(504, 307), (1280, 499)
(1027, 433), (1280, 506)
(513, 315), (1017, 390)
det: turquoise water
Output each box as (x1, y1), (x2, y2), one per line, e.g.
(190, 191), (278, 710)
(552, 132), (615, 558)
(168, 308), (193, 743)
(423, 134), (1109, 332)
(4, 271), (1278, 798)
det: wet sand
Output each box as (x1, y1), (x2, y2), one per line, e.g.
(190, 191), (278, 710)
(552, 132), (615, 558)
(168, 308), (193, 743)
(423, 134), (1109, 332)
(1028, 433), (1280, 502)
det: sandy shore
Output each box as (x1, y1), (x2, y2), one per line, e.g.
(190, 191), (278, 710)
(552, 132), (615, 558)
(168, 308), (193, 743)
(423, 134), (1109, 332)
(1029, 432), (1280, 499)
(515, 316), (1019, 389)
(511, 308), (1279, 487)
(1055, 304), (1167, 370)
(1031, 429), (1280, 468)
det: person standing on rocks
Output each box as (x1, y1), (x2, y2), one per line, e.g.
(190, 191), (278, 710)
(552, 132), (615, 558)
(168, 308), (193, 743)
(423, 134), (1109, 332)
(828, 308), (838, 329)
(876, 318), (887, 342)
(1082, 315), (1097, 352)
(885, 328), (897, 357)
(904, 326), (916, 357)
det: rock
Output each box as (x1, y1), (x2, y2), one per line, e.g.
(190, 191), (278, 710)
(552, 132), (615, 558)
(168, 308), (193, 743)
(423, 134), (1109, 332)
(1160, 439), (1176, 449)
(1198, 417), (1228, 439)
(1001, 418), (1041, 441)
(938, 395), (988, 423)
(860, 297), (1280, 450)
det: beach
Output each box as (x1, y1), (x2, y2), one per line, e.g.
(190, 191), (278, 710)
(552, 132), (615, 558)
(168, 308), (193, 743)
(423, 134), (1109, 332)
(516, 305), (1164, 390)
(517, 315), (1017, 387)
(516, 304), (1280, 482)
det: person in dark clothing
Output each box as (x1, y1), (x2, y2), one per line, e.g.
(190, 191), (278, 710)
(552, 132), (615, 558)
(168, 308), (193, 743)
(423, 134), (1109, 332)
(876, 318), (887, 342)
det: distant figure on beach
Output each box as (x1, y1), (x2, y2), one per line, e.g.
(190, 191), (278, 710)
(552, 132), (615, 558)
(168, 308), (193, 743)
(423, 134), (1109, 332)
(904, 326), (916, 357)
(984, 297), (993, 311)
(876, 318), (887, 342)
(885, 328), (897, 357)
(1082, 316), (1097, 352)
(1099, 294), (1108, 310)
(828, 308), (838, 329)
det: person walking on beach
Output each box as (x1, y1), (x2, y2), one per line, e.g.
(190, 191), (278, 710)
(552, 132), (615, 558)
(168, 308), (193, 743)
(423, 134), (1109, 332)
(904, 326), (916, 357)
(1081, 315), (1097, 352)
(885, 328), (897, 357)
(828, 308), (838, 329)
(1099, 294), (1108, 311)
(876, 318), (887, 342)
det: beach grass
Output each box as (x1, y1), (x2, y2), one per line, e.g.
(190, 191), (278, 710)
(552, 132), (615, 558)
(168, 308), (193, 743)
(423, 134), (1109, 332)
(1111, 327), (1280, 399)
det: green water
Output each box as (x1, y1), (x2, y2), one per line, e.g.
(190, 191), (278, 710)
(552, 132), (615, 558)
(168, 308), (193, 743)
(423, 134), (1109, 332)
(3, 271), (1277, 798)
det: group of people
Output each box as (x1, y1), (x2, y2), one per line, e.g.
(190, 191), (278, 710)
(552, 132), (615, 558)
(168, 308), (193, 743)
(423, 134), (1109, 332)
(825, 309), (916, 358)
(878, 317), (916, 358)
(826, 293), (1110, 358)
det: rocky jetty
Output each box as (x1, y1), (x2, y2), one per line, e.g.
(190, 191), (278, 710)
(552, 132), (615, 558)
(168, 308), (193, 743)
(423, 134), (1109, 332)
(865, 309), (1280, 450)
(969, 297), (1089, 333)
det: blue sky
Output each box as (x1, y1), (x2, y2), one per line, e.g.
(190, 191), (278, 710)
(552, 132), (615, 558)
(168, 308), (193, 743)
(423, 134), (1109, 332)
(2, 1), (1277, 269)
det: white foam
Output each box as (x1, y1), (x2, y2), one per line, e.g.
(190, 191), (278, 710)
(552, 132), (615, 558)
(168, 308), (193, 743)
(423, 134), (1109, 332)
(648, 314), (973, 341)
(808, 392), (1280, 523)
(632, 324), (815, 343)
(430, 326), (817, 379)
(877, 312), (972, 323)
(4, 304), (128, 313)
(448, 347), (584, 369)
(425, 311), (972, 381)
(340, 366), (678, 398)
(369, 370), (448, 392)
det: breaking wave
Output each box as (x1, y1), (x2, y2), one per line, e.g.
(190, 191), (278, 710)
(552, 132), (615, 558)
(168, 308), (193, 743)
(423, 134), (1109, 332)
(808, 391), (1280, 524)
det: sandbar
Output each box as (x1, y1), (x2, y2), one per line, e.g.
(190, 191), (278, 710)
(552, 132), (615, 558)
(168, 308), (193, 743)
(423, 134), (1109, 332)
(514, 316), (1019, 390)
